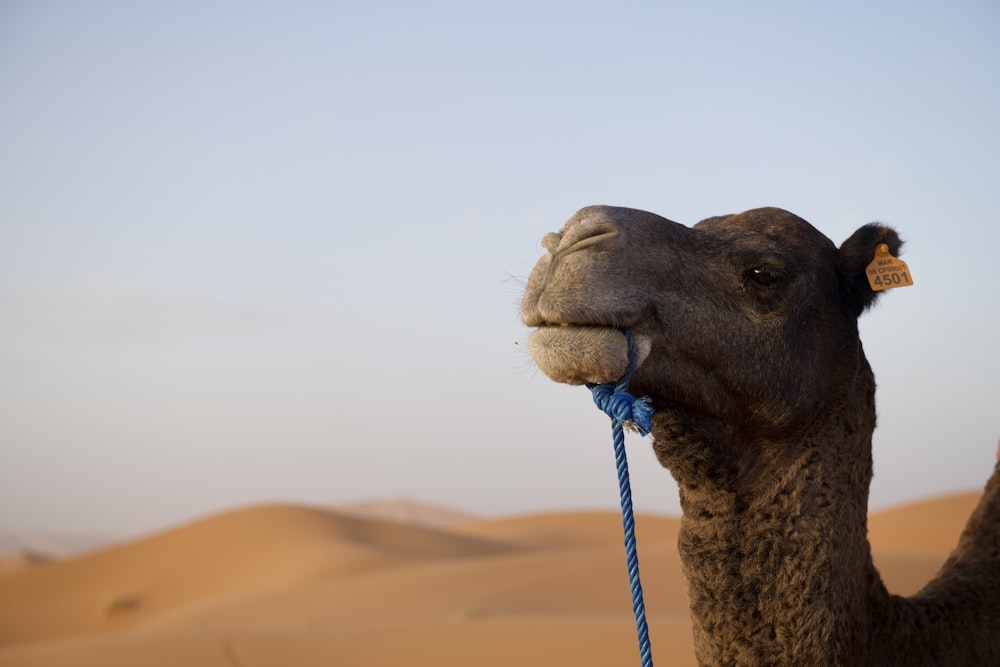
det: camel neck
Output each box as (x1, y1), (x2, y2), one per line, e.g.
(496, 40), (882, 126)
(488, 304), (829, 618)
(656, 411), (882, 666)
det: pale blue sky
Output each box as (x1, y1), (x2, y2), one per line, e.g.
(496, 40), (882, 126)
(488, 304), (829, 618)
(1, 1), (998, 536)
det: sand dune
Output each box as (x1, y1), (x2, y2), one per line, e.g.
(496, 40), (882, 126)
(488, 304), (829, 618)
(0, 551), (51, 576)
(0, 493), (979, 667)
(867, 492), (979, 556)
(0, 505), (517, 647)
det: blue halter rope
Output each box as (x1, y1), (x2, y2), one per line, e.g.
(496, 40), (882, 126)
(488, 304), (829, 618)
(587, 330), (654, 667)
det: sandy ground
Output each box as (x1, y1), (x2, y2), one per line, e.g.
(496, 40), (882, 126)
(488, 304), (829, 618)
(0, 493), (980, 667)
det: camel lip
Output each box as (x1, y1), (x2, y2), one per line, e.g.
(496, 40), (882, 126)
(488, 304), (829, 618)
(531, 321), (635, 332)
(527, 324), (653, 386)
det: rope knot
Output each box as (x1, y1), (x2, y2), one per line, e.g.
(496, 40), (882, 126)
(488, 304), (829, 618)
(590, 384), (654, 436)
(587, 329), (654, 437)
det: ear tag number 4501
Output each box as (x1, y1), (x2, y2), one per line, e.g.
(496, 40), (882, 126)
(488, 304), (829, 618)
(866, 243), (913, 292)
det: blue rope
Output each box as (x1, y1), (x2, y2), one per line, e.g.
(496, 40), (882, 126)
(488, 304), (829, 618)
(588, 330), (654, 667)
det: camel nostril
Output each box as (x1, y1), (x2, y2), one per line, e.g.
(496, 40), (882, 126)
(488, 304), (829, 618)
(556, 222), (620, 255)
(542, 232), (562, 253)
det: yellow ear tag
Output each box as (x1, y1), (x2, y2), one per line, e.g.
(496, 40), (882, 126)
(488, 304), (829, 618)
(865, 243), (913, 291)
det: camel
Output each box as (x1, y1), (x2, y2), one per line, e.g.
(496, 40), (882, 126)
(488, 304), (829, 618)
(520, 205), (1000, 666)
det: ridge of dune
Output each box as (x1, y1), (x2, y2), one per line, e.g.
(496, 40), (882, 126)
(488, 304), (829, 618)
(331, 498), (478, 529)
(0, 503), (520, 647)
(0, 531), (117, 562)
(453, 510), (681, 549)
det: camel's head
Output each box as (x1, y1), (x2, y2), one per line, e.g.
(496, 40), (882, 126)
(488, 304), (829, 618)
(521, 206), (902, 443)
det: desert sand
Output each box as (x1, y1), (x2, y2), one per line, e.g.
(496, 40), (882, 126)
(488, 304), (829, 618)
(0, 492), (980, 667)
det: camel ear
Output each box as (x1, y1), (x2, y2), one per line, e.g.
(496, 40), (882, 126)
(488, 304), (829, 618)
(837, 223), (904, 317)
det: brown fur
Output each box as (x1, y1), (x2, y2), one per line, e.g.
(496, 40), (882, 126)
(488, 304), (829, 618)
(521, 206), (1000, 666)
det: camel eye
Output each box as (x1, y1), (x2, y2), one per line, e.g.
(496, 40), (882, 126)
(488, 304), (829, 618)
(747, 267), (780, 287)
